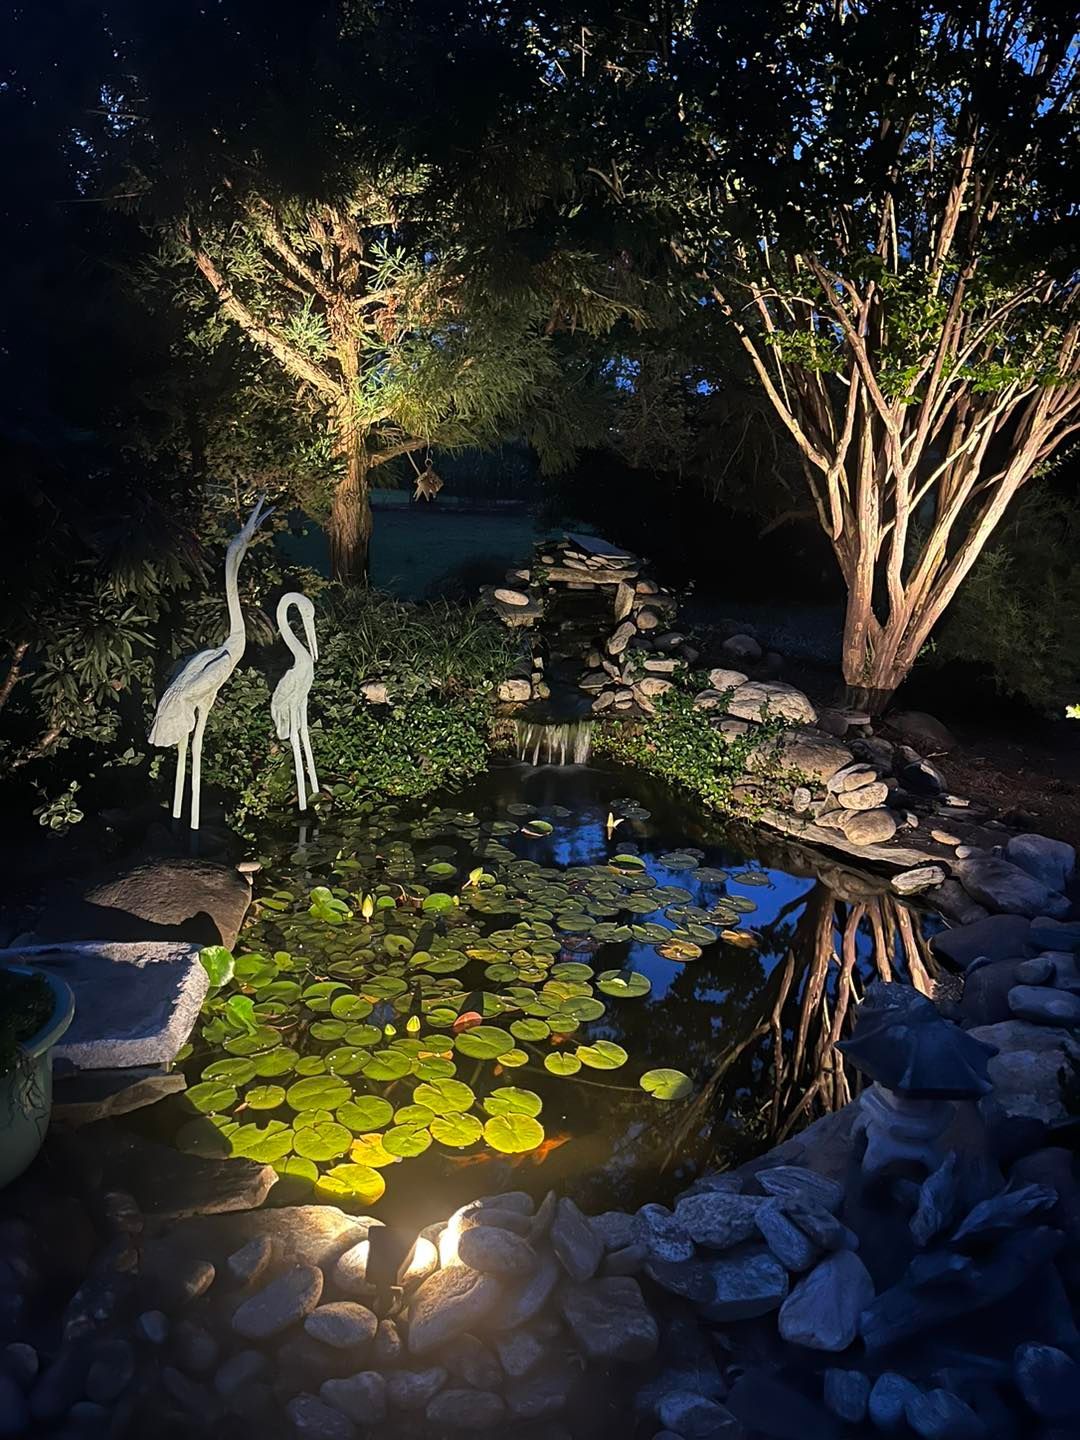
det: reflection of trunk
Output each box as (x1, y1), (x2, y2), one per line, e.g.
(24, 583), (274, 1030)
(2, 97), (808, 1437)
(328, 411), (373, 585)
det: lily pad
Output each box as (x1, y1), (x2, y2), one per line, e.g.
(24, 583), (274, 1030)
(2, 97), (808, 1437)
(186, 1081), (237, 1115)
(429, 1112), (483, 1148)
(640, 1067), (694, 1100)
(483, 1113), (545, 1154)
(293, 1121), (353, 1161)
(245, 1084), (286, 1111)
(575, 1040), (628, 1070)
(317, 1164), (386, 1205)
(382, 1125), (433, 1158)
(337, 1096), (394, 1131)
(453, 1026), (515, 1060)
(413, 1078), (475, 1114)
(482, 1087), (542, 1118)
(285, 1076), (352, 1112)
(361, 1049), (413, 1082)
(596, 970), (651, 999)
(544, 1052), (581, 1076)
(348, 1132), (400, 1168)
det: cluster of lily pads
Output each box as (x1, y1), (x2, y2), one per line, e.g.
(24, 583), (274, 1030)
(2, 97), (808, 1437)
(177, 797), (764, 1208)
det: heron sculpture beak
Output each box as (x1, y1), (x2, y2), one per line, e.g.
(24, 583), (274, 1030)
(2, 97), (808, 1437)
(302, 605), (319, 664)
(240, 494), (274, 539)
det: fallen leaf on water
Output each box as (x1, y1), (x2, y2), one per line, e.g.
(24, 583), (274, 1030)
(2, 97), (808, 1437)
(720, 929), (760, 949)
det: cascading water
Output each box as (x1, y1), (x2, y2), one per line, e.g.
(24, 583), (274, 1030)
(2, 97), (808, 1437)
(515, 719), (594, 766)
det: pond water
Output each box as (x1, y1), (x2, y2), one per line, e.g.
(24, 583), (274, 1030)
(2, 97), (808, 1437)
(163, 762), (940, 1234)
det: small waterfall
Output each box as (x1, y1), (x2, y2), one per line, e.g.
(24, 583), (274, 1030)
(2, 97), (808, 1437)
(515, 719), (593, 766)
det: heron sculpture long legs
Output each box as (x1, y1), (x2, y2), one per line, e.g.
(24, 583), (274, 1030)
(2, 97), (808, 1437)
(272, 593), (319, 817)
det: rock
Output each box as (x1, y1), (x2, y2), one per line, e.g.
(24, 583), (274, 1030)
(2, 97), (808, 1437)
(32, 857), (252, 949)
(910, 1152), (963, 1248)
(140, 1252), (216, 1309)
(894, 865), (947, 896)
(835, 780), (889, 810)
(787, 1205), (859, 1253)
(1008, 985), (1080, 1026)
(824, 1369), (870, 1424)
(951, 1183), (1057, 1244)
(644, 1257), (717, 1304)
(836, 808), (898, 845)
(756, 1202), (820, 1271)
(457, 1225), (536, 1277)
(1030, 916), (1080, 953)
(590, 1211), (646, 1252)
(231, 1264), (323, 1340)
(1014, 1344), (1080, 1422)
(491, 1251), (560, 1330)
(722, 634), (762, 662)
(160, 1366), (219, 1425)
(960, 959), (1021, 1027)
(559, 1276), (659, 1361)
(727, 680), (815, 724)
(2, 1343), (38, 1387)
(227, 1235), (274, 1287)
(888, 711), (957, 753)
(385, 1367), (447, 1411)
(497, 678), (532, 703)
(899, 758), (947, 796)
(638, 1204), (695, 1263)
(869, 1373), (924, 1432)
(756, 1166), (845, 1214)
(614, 581), (635, 620)
(701, 1250), (789, 1321)
(373, 1319), (402, 1365)
(28, 1348), (89, 1425)
(636, 676), (673, 698)
(931, 914), (1033, 971)
(407, 1265), (502, 1356)
(495, 1327), (545, 1379)
(504, 1366), (574, 1420)
(0, 1375), (28, 1437)
(213, 1350), (267, 1399)
(398, 1236), (438, 1288)
(905, 1389), (986, 1439)
(657, 1391), (738, 1437)
(426, 1387), (506, 1429)
(968, 1019), (1075, 1123)
(495, 587), (530, 607)
(1016, 955), (1056, 984)
(358, 679), (389, 704)
(51, 1065), (187, 1126)
(726, 1371), (840, 1440)
(304, 1301), (377, 1349)
(791, 786), (812, 814)
(929, 880), (990, 926)
(1005, 834), (1076, 895)
(550, 1198), (603, 1281)
(674, 1191), (764, 1248)
(607, 620), (637, 655)
(778, 1251), (875, 1352)
(136, 1310), (169, 1344)
(15, 940), (209, 1069)
(954, 856), (1069, 919)
(707, 667), (748, 692)
(286, 1392), (357, 1440)
(320, 1372), (387, 1425)
(828, 762), (879, 793)
(772, 733), (853, 783)
(171, 1319), (219, 1374)
(693, 688), (732, 710)
(102, 1131), (277, 1219)
(440, 1333), (501, 1390)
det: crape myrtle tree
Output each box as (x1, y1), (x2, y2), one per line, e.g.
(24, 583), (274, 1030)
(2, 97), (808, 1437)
(90, 0), (644, 583)
(553, 0), (1080, 709)
(678, 0), (1080, 710)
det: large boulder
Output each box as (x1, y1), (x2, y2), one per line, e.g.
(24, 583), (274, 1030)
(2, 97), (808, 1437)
(727, 681), (817, 726)
(32, 858), (252, 949)
(953, 855), (1069, 920)
(968, 1020), (1076, 1124)
(765, 733), (853, 784)
(886, 710), (957, 753)
(1005, 834), (1077, 896)
(931, 914), (1032, 971)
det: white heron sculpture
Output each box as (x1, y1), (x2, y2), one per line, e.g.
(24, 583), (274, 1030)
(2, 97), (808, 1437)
(271, 592), (320, 812)
(148, 496), (272, 833)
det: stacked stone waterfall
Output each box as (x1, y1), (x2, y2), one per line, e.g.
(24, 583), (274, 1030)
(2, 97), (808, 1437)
(483, 534), (690, 714)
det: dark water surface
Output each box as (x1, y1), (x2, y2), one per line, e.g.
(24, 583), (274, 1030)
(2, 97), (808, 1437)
(162, 762), (938, 1233)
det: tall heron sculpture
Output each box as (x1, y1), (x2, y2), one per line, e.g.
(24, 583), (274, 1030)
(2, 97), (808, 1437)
(148, 496), (272, 834)
(271, 592), (319, 812)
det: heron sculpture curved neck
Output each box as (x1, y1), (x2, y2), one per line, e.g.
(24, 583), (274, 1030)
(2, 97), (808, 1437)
(271, 592), (319, 813)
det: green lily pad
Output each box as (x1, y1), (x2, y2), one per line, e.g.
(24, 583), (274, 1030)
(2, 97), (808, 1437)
(293, 1121), (353, 1161)
(317, 1164), (386, 1205)
(596, 970), (651, 999)
(231, 1120), (295, 1162)
(348, 1132), (400, 1168)
(186, 1081), (237, 1115)
(252, 1046), (299, 1077)
(510, 1018), (550, 1042)
(453, 1026), (515, 1060)
(382, 1125), (433, 1158)
(422, 892), (457, 913)
(413, 1078), (475, 1114)
(337, 1096), (394, 1131)
(245, 1084), (286, 1110)
(330, 994), (373, 1021)
(394, 1103), (435, 1127)
(544, 1052), (581, 1076)
(429, 1112), (483, 1148)
(482, 1087), (542, 1118)
(285, 1076), (352, 1112)
(361, 1050), (413, 1082)
(483, 1113), (545, 1154)
(640, 1067), (694, 1100)
(202, 1057), (257, 1085)
(199, 945), (235, 988)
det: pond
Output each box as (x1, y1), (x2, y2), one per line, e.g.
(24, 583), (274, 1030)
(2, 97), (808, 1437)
(163, 762), (941, 1234)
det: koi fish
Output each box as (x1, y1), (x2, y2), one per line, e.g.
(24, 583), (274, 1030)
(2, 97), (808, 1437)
(447, 1133), (572, 1169)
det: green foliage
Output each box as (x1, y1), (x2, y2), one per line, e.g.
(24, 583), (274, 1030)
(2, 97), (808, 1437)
(931, 490), (1080, 712)
(592, 689), (787, 816)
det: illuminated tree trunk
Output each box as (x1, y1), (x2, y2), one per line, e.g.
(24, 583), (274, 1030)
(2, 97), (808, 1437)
(328, 409), (373, 585)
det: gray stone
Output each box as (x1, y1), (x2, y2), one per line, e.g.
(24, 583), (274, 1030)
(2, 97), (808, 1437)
(728, 680), (814, 724)
(287, 1392), (357, 1440)
(756, 1201), (820, 1271)
(824, 1369), (870, 1424)
(213, 1350), (267, 1399)
(495, 1328), (546, 1378)
(426, 1388), (505, 1428)
(504, 1365), (574, 1420)
(31, 856), (252, 949)
(707, 667), (748, 692)
(644, 1257), (718, 1304)
(905, 1388), (986, 1439)
(373, 1319), (402, 1365)
(51, 1065), (187, 1125)
(899, 758), (947, 796)
(385, 1367), (446, 1411)
(952, 1183), (1056, 1244)
(304, 1301), (377, 1349)
(491, 1251), (560, 1330)
(559, 1276), (659, 1361)
(968, 1020), (1076, 1123)
(960, 959), (1021, 1026)
(1014, 1343), (1080, 1421)
(2, 1343), (38, 1387)
(869, 1372), (923, 1432)
(954, 855), (1069, 919)
(772, 733), (853, 783)
(358, 679), (389, 704)
(1008, 984), (1080, 1026)
(836, 807), (898, 845)
(231, 1264), (323, 1340)
(778, 1251), (875, 1352)
(658, 1391), (738, 1437)
(28, 1348), (89, 1425)
(757, 1165), (844, 1214)
(674, 1191), (764, 1248)
(136, 1310), (169, 1344)
(722, 634), (763, 663)
(497, 678), (532, 702)
(9, 940), (208, 1068)
(1005, 834), (1076, 895)
(888, 710), (956, 752)
(0, 1375), (28, 1438)
(838, 781), (890, 810)
(457, 1224), (536, 1277)
(550, 1197), (603, 1281)
(226, 1235), (274, 1286)
(85, 1339), (134, 1403)
(603, 1242), (648, 1275)
(441, 1333), (501, 1389)
(702, 1250), (789, 1321)
(590, 1210), (646, 1252)
(320, 1372), (387, 1424)
(638, 1203), (695, 1262)
(1030, 916), (1080, 953)
(929, 879), (990, 926)
(828, 762), (879, 793)
(931, 913), (1032, 970)
(171, 1319), (218, 1373)
(787, 1205), (859, 1253)
(894, 865), (947, 897)
(1016, 955), (1055, 984)
(727, 1371), (840, 1440)
(407, 1265), (502, 1356)
(910, 1152), (963, 1248)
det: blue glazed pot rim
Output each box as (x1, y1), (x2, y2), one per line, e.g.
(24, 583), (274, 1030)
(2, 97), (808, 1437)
(1, 964), (75, 1060)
